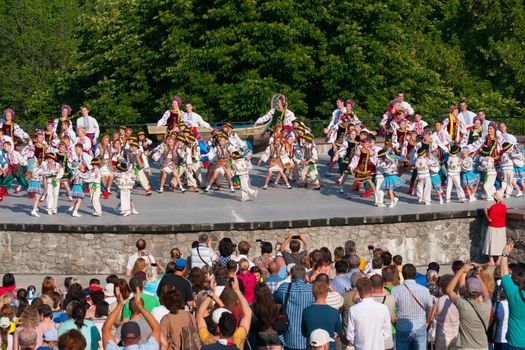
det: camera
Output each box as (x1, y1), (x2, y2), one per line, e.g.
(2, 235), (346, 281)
(292, 235), (301, 240)
(255, 239), (264, 244)
(368, 245), (375, 251)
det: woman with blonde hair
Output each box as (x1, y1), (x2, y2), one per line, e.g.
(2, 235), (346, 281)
(131, 257), (148, 279)
(41, 276), (59, 296)
(13, 305), (40, 350)
(480, 264), (496, 297)
(144, 265), (163, 296)
(170, 247), (182, 261)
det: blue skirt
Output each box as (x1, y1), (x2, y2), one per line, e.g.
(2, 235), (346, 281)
(514, 165), (525, 180)
(381, 174), (405, 190)
(71, 184), (85, 199)
(27, 180), (43, 195)
(431, 174), (442, 188)
(461, 170), (480, 187)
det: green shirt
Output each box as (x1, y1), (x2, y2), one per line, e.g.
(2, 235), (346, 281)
(501, 274), (525, 347)
(122, 293), (160, 319)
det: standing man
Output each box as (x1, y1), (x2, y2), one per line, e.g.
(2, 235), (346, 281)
(126, 239), (156, 277)
(396, 92), (414, 116)
(185, 102), (212, 130)
(279, 234), (309, 265)
(324, 98), (346, 135)
(347, 277), (393, 350)
(189, 233), (217, 269)
(274, 265), (315, 350)
(76, 106), (100, 151)
(391, 264), (435, 350)
(458, 100), (476, 126)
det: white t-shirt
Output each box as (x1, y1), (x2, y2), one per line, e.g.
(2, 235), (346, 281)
(126, 251), (156, 271)
(151, 305), (170, 323)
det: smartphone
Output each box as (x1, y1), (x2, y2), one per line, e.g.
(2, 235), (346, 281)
(150, 263), (158, 267)
(292, 235), (301, 240)
(368, 245), (375, 252)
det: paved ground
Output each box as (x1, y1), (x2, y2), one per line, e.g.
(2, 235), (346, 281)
(0, 155), (524, 225)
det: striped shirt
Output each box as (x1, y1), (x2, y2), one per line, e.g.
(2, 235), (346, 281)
(274, 280), (314, 349)
(265, 274), (285, 294)
(391, 280), (434, 332)
(190, 244), (216, 269)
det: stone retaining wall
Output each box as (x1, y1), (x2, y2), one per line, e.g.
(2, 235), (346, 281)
(1, 216), (522, 274)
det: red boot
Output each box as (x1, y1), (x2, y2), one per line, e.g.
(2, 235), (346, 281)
(353, 183), (361, 192)
(28, 192), (35, 199)
(102, 189), (109, 200)
(361, 189), (372, 198)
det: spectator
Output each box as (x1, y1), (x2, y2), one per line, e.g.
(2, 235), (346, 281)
(279, 234), (309, 265)
(382, 265), (399, 293)
(332, 261), (351, 295)
(483, 190), (507, 266)
(480, 264), (496, 298)
(57, 329), (86, 350)
(150, 284), (173, 323)
(264, 261), (285, 294)
(126, 239), (156, 277)
(0, 273), (16, 297)
(426, 270), (440, 297)
(117, 296), (152, 345)
(156, 259), (193, 308)
(14, 306), (40, 350)
(218, 238), (237, 267)
(235, 241), (254, 268)
(313, 274), (343, 310)
(250, 266), (263, 283)
(18, 327), (37, 350)
(252, 242), (274, 277)
(309, 329), (335, 350)
(434, 274), (459, 350)
(36, 305), (56, 348)
(344, 254), (362, 281)
(500, 242), (525, 350)
(144, 266), (162, 298)
(188, 267), (208, 296)
(364, 248), (383, 275)
(370, 275), (396, 349)
(41, 277), (59, 297)
(58, 303), (100, 350)
(236, 259), (256, 303)
(197, 276), (251, 349)
(37, 328), (58, 350)
(190, 234), (217, 269)
(341, 271), (365, 346)
(333, 247), (344, 262)
(493, 286), (509, 350)
(301, 280), (342, 350)
(381, 251), (393, 267)
(347, 277), (393, 350)
(393, 255), (403, 283)
(51, 292), (67, 324)
(391, 264), (434, 350)
(367, 256), (384, 277)
(169, 248), (182, 261)
(343, 240), (365, 271)
(122, 277), (160, 322)
(92, 301), (109, 335)
(274, 265), (314, 350)
(446, 265), (491, 350)
(159, 289), (196, 350)
(251, 283), (282, 349)
(102, 287), (161, 350)
(131, 259), (148, 280)
(103, 284), (116, 306)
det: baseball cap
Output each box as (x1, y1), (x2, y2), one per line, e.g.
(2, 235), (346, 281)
(466, 277), (482, 294)
(175, 258), (187, 270)
(212, 308), (232, 324)
(43, 328), (59, 342)
(309, 329), (334, 347)
(121, 321), (141, 340)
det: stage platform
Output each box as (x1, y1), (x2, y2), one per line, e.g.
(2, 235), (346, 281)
(0, 157), (524, 233)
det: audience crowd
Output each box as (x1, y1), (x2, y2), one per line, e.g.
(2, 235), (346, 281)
(0, 234), (524, 350)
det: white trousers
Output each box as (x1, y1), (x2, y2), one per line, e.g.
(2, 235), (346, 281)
(46, 182), (60, 211)
(136, 169), (150, 191)
(484, 173), (497, 199)
(239, 174), (257, 201)
(299, 165), (319, 185)
(90, 183), (102, 215)
(375, 175), (384, 204)
(120, 189), (131, 213)
(446, 173), (465, 201)
(501, 170), (514, 196)
(417, 175), (432, 204)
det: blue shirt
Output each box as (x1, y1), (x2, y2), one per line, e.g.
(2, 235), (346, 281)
(302, 304), (342, 350)
(332, 275), (352, 294)
(391, 280), (433, 332)
(274, 280), (314, 349)
(346, 268), (362, 282)
(265, 274), (285, 294)
(105, 337), (159, 350)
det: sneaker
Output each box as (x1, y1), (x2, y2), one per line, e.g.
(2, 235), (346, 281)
(31, 210), (40, 217)
(123, 211), (131, 217)
(180, 187), (186, 193)
(389, 197), (399, 208)
(146, 191), (152, 196)
(287, 184), (292, 189)
(469, 196), (477, 202)
(93, 212), (102, 217)
(204, 187), (210, 192)
(230, 186), (235, 193)
(68, 206), (74, 212)
(376, 203), (386, 207)
(505, 194), (511, 198)
(516, 191), (523, 197)
(132, 209), (139, 215)
(339, 186), (344, 193)
(72, 212), (82, 217)
(459, 198), (468, 203)
(425, 202), (431, 206)
(157, 188), (164, 193)
(262, 185), (268, 190)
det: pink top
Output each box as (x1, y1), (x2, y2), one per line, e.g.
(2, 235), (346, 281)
(236, 271), (256, 303)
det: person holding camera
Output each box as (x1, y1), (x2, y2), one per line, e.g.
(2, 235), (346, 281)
(279, 234), (309, 266)
(126, 239), (156, 277)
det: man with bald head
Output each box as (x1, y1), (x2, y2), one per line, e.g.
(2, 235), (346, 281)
(265, 260), (285, 293)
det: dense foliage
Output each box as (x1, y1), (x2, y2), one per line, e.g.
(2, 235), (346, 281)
(1, 0), (524, 125)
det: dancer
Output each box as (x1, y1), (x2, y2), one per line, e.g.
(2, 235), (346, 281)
(428, 153), (444, 204)
(114, 162), (138, 216)
(510, 145), (525, 195)
(42, 154), (64, 215)
(298, 134), (321, 190)
(128, 141), (152, 195)
(3, 139), (28, 194)
(231, 151), (257, 201)
(460, 149), (480, 202)
(76, 106), (100, 150)
(381, 150), (405, 207)
(374, 148), (387, 207)
(95, 135), (113, 197)
(56, 143), (73, 201)
(257, 136), (292, 190)
(69, 163), (91, 217)
(442, 105), (466, 145)
(349, 136), (377, 200)
(254, 94), (296, 136)
(0, 109), (29, 143)
(87, 158), (103, 216)
(204, 133), (236, 192)
(415, 148), (432, 205)
(478, 146), (497, 200)
(28, 160), (44, 217)
(499, 142), (515, 198)
(157, 96), (189, 132)
(445, 145), (466, 203)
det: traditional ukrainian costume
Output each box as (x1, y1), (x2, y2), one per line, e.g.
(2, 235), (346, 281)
(27, 165), (44, 195)
(381, 151), (405, 190)
(460, 154), (480, 188)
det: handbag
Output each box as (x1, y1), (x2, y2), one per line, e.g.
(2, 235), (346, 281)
(274, 282), (293, 333)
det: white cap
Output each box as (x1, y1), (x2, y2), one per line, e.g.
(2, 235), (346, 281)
(212, 307), (232, 324)
(309, 329), (334, 347)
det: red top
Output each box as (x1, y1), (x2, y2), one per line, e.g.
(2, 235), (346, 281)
(0, 285), (16, 297)
(488, 202), (506, 228)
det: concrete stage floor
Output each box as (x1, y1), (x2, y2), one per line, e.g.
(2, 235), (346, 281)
(0, 156), (523, 228)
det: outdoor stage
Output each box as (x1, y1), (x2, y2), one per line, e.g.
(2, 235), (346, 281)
(0, 156), (524, 274)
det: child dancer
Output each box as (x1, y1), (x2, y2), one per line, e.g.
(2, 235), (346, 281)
(374, 148), (387, 207)
(42, 154), (64, 215)
(56, 143), (73, 200)
(95, 135), (113, 198)
(381, 150), (405, 207)
(28, 160), (44, 217)
(128, 141), (152, 195)
(445, 145), (466, 203)
(478, 146), (497, 200)
(69, 163), (90, 217)
(114, 162), (138, 216)
(510, 145), (525, 196)
(349, 136), (377, 200)
(298, 134), (321, 190)
(415, 148), (431, 205)
(428, 153), (444, 204)
(499, 142), (515, 198)
(231, 151), (257, 201)
(87, 158), (102, 216)
(460, 149), (479, 202)
(257, 136), (292, 190)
